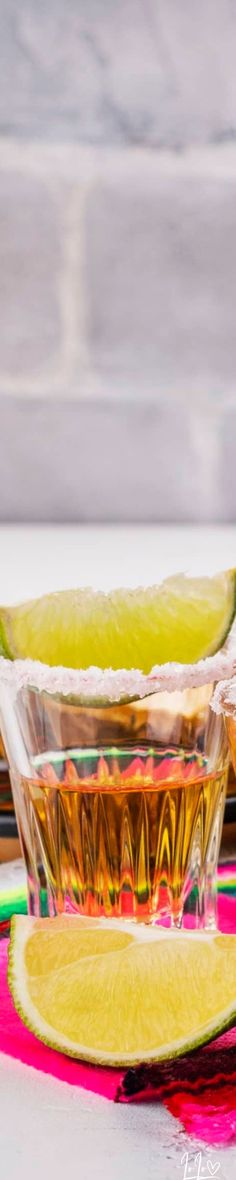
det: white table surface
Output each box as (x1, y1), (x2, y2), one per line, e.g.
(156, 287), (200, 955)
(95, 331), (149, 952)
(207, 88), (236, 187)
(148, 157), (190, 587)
(1, 522), (236, 1180)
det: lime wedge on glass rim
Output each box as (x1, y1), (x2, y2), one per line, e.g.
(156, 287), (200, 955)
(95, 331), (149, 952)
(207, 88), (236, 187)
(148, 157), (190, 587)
(0, 571), (235, 674)
(9, 915), (236, 1067)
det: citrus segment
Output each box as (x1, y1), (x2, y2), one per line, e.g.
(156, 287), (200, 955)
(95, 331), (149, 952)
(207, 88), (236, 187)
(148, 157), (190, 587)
(9, 916), (236, 1067)
(0, 570), (235, 672)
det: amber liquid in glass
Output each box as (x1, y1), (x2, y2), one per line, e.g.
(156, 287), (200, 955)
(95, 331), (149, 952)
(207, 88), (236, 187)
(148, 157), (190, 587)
(9, 687), (228, 924)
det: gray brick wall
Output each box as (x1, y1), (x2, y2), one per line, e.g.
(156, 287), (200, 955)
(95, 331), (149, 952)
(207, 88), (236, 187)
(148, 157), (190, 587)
(2, 1), (236, 147)
(1, 3), (236, 521)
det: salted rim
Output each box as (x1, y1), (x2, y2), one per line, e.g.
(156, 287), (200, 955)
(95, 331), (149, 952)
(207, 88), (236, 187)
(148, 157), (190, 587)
(211, 676), (236, 716)
(0, 649), (236, 702)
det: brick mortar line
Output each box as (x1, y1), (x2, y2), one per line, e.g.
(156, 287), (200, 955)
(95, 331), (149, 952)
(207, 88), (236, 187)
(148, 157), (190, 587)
(1, 140), (236, 180)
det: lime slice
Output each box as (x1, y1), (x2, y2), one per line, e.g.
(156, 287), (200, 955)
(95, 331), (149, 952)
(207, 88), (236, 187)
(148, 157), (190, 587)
(9, 915), (236, 1067)
(0, 571), (235, 673)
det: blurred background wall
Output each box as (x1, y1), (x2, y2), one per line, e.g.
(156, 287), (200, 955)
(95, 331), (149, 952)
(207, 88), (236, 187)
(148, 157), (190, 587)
(1, 0), (236, 522)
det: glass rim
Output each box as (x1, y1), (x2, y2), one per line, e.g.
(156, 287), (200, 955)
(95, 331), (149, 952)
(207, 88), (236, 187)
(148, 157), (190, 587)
(211, 676), (236, 716)
(0, 649), (235, 704)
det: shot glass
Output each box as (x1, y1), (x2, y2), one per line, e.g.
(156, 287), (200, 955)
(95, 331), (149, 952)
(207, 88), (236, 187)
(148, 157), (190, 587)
(212, 675), (236, 792)
(0, 650), (233, 928)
